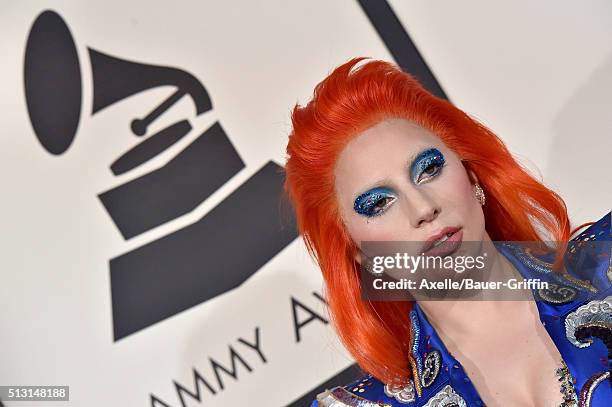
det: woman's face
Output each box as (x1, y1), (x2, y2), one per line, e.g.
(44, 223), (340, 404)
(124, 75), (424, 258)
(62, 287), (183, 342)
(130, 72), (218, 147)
(334, 118), (488, 264)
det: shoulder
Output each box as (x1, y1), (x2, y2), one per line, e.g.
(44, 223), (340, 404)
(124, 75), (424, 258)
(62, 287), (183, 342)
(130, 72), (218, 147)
(497, 211), (611, 305)
(310, 374), (415, 407)
(310, 372), (471, 407)
(565, 211), (611, 297)
(570, 211), (610, 243)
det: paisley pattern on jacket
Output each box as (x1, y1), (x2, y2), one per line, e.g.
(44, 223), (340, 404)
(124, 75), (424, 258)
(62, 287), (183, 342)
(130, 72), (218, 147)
(311, 212), (612, 406)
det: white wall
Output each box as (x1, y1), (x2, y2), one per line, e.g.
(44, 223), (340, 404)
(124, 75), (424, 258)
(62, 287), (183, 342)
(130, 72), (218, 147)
(1, 1), (610, 406)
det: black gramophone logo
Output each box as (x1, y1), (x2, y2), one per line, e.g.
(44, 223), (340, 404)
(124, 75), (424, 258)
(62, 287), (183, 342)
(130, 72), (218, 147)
(24, 10), (297, 341)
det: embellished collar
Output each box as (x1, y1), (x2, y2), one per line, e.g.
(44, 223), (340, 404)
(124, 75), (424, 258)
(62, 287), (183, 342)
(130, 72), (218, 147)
(401, 211), (612, 405)
(315, 212), (612, 407)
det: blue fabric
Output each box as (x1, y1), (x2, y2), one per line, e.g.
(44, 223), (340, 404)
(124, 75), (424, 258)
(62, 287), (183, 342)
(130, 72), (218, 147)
(311, 211), (612, 406)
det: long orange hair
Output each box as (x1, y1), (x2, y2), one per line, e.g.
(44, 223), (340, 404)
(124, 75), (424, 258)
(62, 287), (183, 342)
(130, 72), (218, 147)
(282, 57), (572, 385)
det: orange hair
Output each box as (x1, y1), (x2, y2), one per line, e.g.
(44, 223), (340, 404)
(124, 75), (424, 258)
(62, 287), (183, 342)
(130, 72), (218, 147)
(282, 57), (571, 385)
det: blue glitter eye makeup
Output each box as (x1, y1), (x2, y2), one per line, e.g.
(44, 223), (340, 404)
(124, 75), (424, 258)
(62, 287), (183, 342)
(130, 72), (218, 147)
(353, 186), (397, 218)
(410, 147), (446, 184)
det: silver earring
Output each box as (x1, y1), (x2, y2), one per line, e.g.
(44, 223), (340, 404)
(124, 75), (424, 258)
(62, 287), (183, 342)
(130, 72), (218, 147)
(474, 183), (485, 206)
(361, 258), (378, 275)
(362, 259), (373, 274)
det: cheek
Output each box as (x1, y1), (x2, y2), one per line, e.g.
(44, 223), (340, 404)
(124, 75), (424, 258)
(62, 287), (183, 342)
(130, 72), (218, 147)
(445, 166), (476, 208)
(345, 214), (403, 247)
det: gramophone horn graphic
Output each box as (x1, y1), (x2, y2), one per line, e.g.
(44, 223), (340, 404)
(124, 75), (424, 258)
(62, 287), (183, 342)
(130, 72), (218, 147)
(24, 9), (211, 175)
(23, 10), (298, 341)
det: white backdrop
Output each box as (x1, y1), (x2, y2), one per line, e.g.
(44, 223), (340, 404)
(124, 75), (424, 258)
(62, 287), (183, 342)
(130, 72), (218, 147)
(2, 1), (611, 406)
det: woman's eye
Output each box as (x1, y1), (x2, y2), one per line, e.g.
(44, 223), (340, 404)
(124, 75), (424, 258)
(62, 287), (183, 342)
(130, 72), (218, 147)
(354, 192), (396, 218)
(411, 147), (446, 184)
(415, 161), (445, 184)
(419, 163), (443, 180)
(369, 196), (394, 216)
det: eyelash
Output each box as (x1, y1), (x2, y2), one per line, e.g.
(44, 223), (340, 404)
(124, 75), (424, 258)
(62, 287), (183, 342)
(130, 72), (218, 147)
(354, 190), (397, 218)
(412, 149), (446, 184)
(354, 151), (446, 218)
(415, 161), (446, 184)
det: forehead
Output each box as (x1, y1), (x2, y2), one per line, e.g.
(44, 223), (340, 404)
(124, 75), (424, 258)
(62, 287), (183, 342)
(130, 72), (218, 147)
(338, 118), (444, 159)
(334, 118), (444, 177)
(334, 118), (448, 202)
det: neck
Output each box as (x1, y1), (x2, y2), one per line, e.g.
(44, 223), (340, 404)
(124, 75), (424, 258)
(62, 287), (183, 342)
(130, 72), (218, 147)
(415, 241), (539, 341)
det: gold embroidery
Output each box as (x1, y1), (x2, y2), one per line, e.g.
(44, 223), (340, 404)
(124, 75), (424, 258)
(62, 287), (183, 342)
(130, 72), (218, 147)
(524, 247), (598, 293)
(408, 350), (422, 397)
(555, 359), (578, 407)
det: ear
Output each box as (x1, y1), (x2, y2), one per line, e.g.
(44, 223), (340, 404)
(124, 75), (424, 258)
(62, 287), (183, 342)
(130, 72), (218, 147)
(353, 247), (362, 265)
(467, 168), (479, 185)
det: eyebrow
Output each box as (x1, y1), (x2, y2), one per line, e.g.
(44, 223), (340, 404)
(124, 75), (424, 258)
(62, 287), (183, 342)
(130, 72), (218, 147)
(353, 148), (425, 199)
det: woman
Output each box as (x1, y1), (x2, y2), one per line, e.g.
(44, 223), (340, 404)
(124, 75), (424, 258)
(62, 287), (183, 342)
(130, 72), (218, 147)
(283, 58), (611, 406)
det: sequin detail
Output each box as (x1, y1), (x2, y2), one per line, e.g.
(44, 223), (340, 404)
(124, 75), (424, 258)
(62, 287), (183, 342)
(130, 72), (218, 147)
(384, 380), (416, 404)
(498, 243), (598, 294)
(409, 308), (423, 396)
(421, 350), (441, 388)
(578, 371), (610, 406)
(525, 246), (597, 292)
(315, 386), (392, 407)
(564, 295), (612, 348)
(569, 217), (612, 289)
(351, 376), (374, 394)
(555, 359), (578, 406)
(537, 283), (577, 304)
(422, 384), (467, 407)
(607, 244), (612, 285)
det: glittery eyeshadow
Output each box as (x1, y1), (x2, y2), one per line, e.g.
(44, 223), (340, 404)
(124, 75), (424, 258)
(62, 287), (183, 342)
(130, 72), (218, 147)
(353, 186), (396, 217)
(410, 148), (445, 184)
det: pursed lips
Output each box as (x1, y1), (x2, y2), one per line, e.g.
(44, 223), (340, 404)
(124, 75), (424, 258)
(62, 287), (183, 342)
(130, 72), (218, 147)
(421, 226), (461, 254)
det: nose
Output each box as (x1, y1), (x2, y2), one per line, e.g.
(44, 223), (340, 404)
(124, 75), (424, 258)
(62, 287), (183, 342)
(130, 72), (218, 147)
(404, 189), (440, 228)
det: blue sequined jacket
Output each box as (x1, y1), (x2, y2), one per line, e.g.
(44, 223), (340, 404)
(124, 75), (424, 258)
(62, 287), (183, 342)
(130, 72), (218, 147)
(311, 212), (612, 406)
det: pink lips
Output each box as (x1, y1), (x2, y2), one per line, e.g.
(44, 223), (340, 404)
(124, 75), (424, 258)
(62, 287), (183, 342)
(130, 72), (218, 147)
(421, 227), (463, 256)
